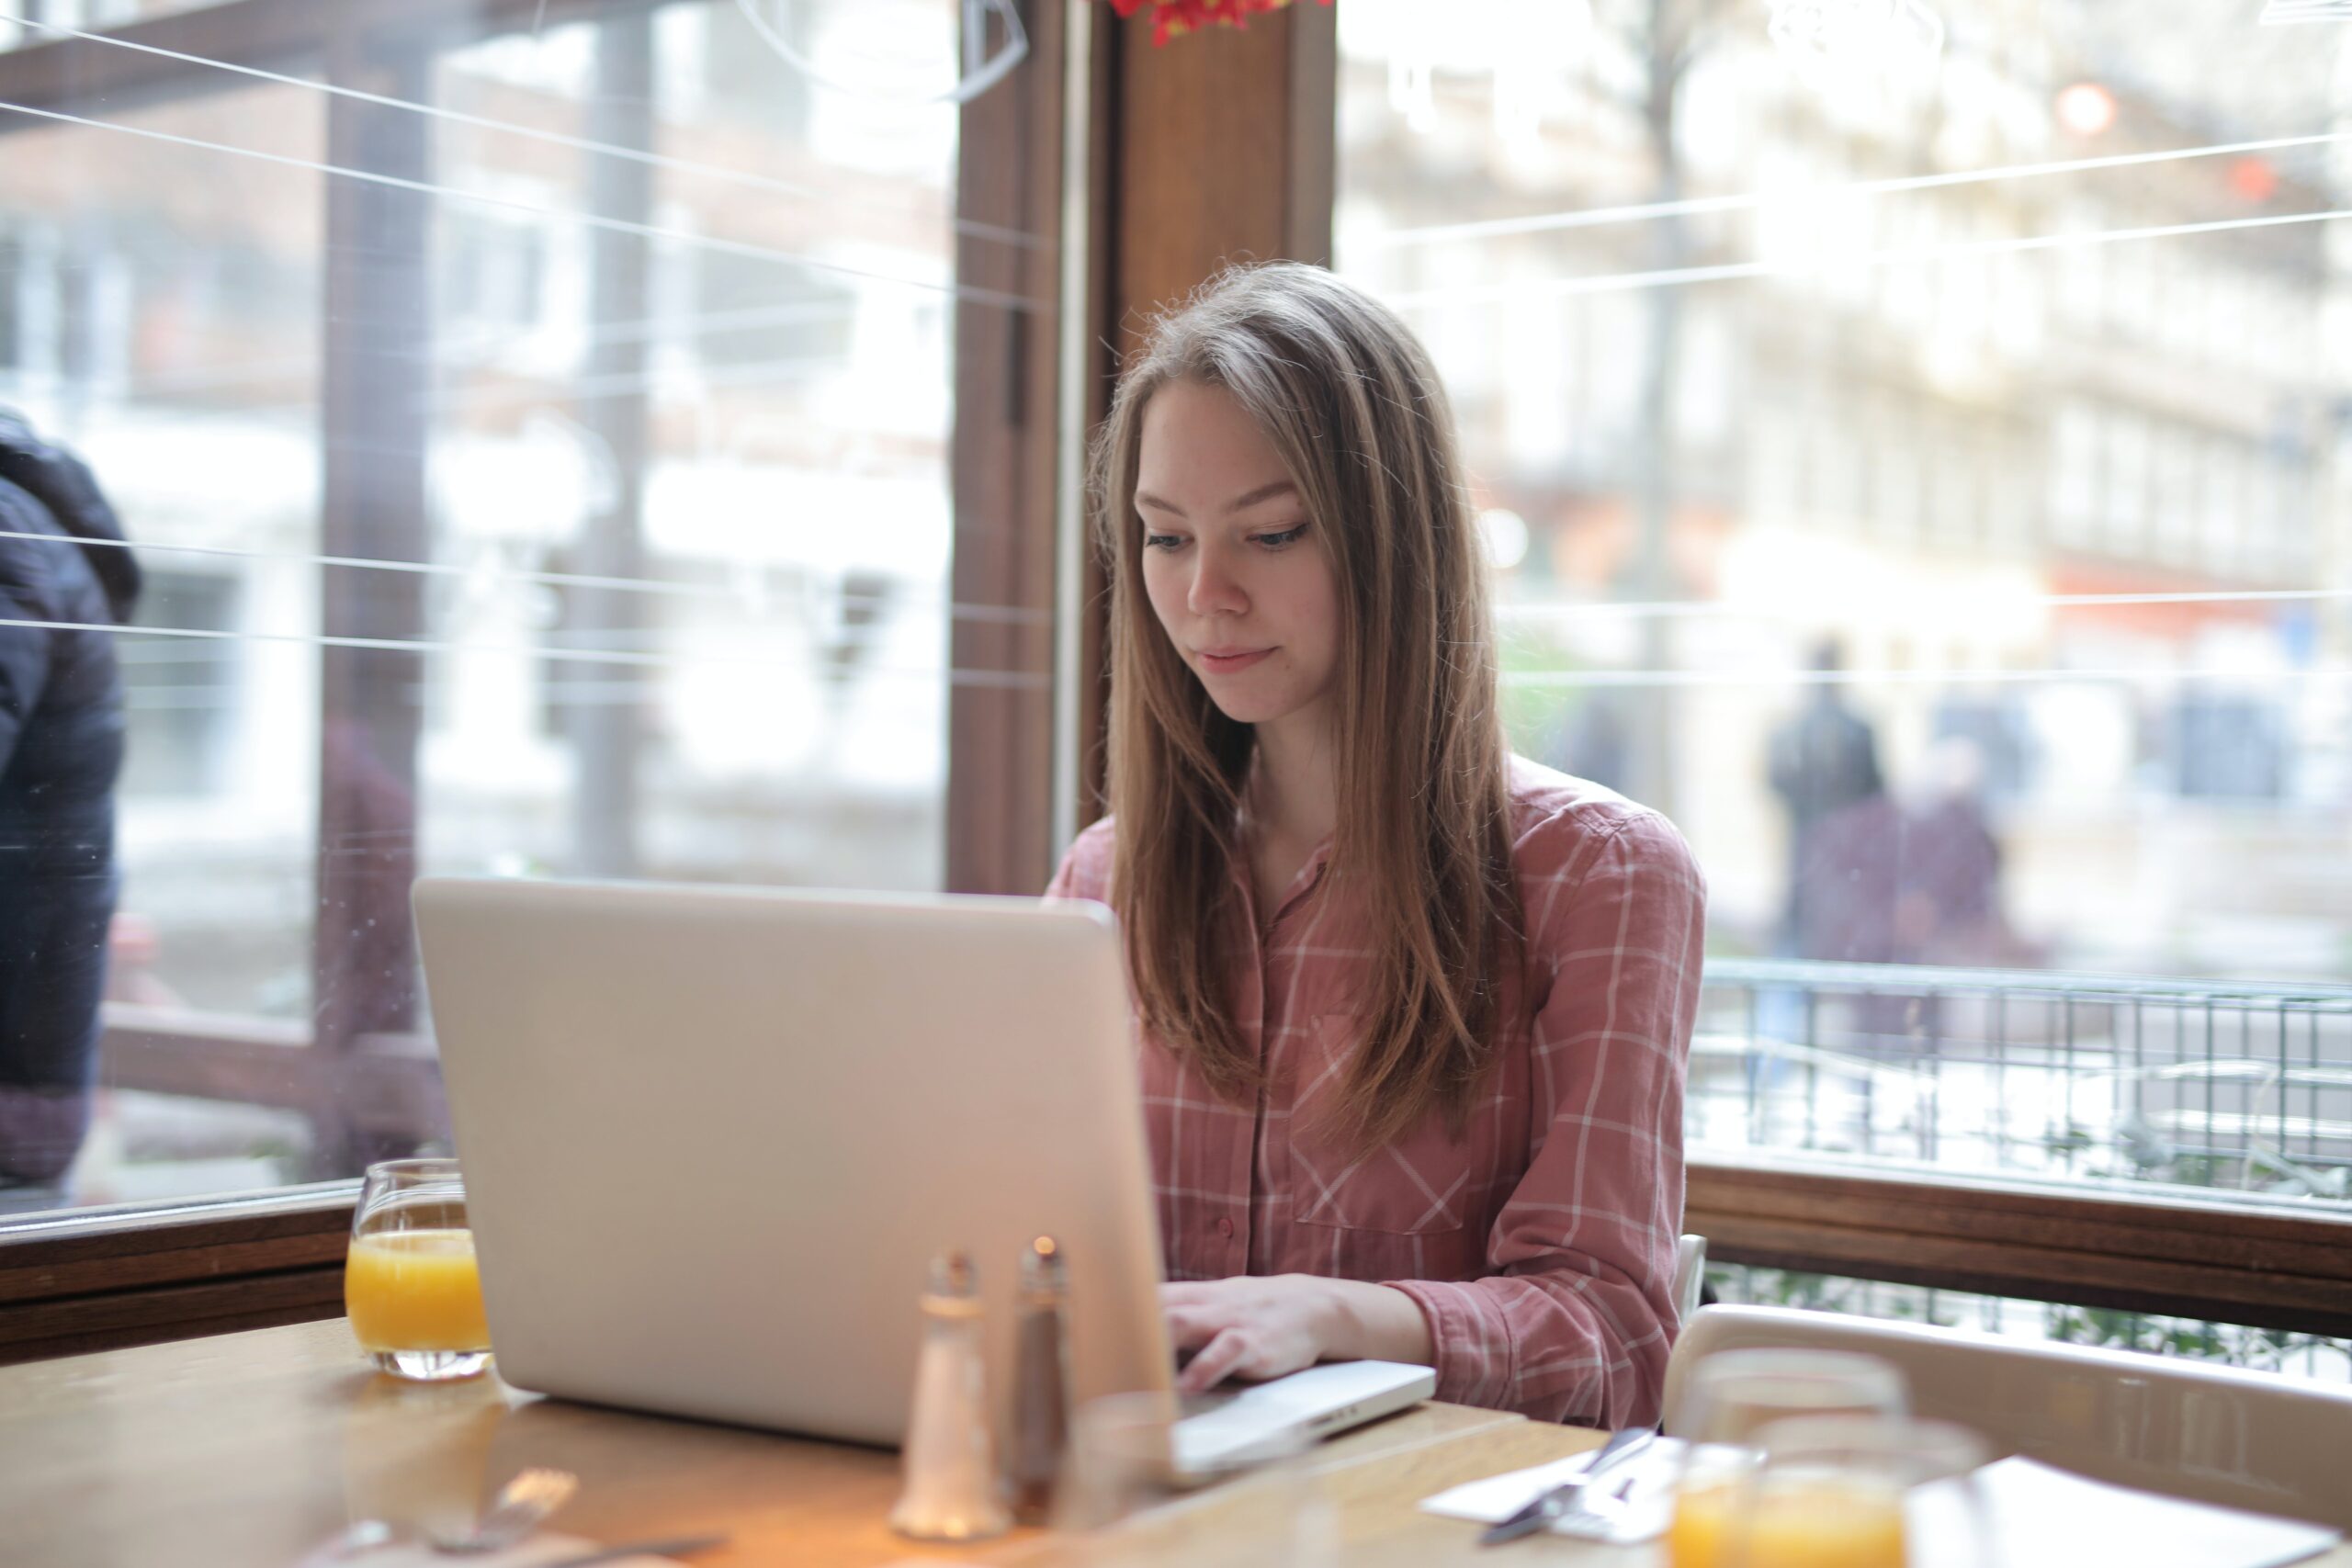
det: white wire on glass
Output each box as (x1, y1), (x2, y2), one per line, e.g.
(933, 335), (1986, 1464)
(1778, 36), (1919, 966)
(729, 0), (1027, 105)
(0, 10), (1045, 251)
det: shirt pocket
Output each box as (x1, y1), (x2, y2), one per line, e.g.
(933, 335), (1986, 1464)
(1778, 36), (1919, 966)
(1287, 1013), (1482, 1237)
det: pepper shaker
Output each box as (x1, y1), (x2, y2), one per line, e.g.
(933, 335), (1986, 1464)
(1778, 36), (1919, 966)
(1008, 1235), (1072, 1524)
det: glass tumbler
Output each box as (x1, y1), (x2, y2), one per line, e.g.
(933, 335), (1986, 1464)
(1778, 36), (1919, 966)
(345, 1157), (493, 1382)
(1668, 1348), (1910, 1568)
(1052, 1392), (1338, 1568)
(1709, 1414), (1992, 1568)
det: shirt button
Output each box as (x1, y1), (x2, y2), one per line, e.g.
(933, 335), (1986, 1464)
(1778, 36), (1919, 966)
(1216, 1216), (1235, 1238)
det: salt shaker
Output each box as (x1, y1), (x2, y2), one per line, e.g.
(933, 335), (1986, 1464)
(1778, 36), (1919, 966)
(888, 1250), (1011, 1541)
(1008, 1235), (1072, 1524)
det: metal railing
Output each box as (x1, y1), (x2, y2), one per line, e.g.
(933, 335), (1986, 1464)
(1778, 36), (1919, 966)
(1691, 959), (2352, 1202)
(89, 958), (2352, 1204)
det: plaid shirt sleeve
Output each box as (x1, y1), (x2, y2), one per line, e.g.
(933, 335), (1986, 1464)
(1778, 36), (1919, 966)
(1043, 819), (1111, 904)
(1382, 806), (1706, 1427)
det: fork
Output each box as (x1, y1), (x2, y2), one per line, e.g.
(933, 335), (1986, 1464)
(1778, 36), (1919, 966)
(1478, 1427), (1653, 1545)
(292, 1466), (580, 1563)
(1543, 1472), (1638, 1540)
(431, 1467), (580, 1553)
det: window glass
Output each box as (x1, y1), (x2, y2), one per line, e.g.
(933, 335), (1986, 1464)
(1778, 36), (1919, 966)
(1335, 0), (2352, 1213)
(0, 0), (1054, 1214)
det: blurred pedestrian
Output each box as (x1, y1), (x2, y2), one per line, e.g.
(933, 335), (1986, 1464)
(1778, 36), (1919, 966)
(1768, 637), (1884, 954)
(0, 410), (140, 1189)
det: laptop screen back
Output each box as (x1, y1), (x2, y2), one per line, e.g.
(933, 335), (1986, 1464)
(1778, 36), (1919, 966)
(413, 876), (1173, 1445)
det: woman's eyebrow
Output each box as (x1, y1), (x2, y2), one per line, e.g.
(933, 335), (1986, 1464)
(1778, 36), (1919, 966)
(1225, 480), (1297, 513)
(1135, 480), (1296, 518)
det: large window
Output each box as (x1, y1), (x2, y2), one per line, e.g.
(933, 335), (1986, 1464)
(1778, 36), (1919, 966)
(1334, 0), (2352, 1226)
(0, 0), (1060, 1218)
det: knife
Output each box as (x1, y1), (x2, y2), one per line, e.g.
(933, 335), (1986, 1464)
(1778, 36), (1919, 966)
(534, 1533), (731, 1567)
(1476, 1427), (1655, 1546)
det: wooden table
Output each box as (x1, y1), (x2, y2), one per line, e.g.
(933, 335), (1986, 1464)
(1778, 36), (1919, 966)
(0, 1320), (1644, 1568)
(9, 1322), (2349, 1568)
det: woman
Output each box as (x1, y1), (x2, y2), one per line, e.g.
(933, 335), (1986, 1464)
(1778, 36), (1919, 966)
(1047, 264), (1705, 1428)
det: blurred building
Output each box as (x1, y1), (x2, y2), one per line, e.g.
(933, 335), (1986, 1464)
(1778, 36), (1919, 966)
(1337, 0), (2352, 980)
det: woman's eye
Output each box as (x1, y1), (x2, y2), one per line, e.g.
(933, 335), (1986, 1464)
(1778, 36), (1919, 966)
(1143, 532), (1185, 552)
(1254, 525), (1307, 549)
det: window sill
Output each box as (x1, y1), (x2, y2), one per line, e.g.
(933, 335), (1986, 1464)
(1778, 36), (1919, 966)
(0, 1184), (356, 1364)
(6, 1157), (2348, 1366)
(1688, 1153), (2352, 1338)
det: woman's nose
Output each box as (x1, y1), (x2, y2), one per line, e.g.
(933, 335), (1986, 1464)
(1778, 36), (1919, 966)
(1187, 547), (1248, 617)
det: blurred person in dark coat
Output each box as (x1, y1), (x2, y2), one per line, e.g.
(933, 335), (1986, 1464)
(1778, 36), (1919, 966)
(0, 410), (140, 1187)
(1768, 637), (1884, 952)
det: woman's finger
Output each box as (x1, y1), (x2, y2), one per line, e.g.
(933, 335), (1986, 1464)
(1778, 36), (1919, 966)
(1175, 1328), (1250, 1394)
(1161, 1303), (1223, 1348)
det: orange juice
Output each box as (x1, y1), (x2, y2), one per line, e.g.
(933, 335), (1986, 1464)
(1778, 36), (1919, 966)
(1669, 1477), (1907, 1568)
(345, 1229), (492, 1354)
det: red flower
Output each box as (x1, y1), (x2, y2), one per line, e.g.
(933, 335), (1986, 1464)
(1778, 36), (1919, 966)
(1103, 0), (1333, 48)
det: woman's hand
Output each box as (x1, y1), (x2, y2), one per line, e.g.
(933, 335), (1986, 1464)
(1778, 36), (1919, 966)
(1161, 1275), (1434, 1394)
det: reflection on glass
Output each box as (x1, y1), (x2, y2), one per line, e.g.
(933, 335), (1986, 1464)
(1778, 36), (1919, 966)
(340, 1360), (511, 1543)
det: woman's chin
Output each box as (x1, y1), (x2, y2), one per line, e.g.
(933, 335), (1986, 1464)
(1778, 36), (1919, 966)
(1197, 690), (1285, 728)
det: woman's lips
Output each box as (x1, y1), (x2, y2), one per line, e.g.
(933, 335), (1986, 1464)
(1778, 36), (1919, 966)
(1196, 647), (1274, 674)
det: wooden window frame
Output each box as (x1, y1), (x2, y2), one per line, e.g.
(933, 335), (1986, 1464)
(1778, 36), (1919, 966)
(0, 1187), (354, 1363)
(1688, 1155), (2352, 1339)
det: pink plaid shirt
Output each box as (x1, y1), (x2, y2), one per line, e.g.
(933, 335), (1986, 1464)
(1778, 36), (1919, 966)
(1046, 757), (1706, 1427)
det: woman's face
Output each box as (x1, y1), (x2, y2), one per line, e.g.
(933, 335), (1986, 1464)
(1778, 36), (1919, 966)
(1134, 379), (1341, 739)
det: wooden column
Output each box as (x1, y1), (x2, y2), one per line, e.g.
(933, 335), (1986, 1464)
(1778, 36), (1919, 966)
(1111, 2), (1335, 353)
(311, 19), (431, 1176)
(946, 0), (1070, 896)
(1069, 1), (1338, 827)
(567, 11), (654, 880)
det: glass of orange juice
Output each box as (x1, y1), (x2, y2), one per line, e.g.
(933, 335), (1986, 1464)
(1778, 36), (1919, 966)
(1668, 1349), (1909, 1568)
(345, 1157), (492, 1382)
(1672, 1414), (1988, 1568)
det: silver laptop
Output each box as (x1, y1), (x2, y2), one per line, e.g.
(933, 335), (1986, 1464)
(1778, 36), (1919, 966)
(411, 876), (1433, 1475)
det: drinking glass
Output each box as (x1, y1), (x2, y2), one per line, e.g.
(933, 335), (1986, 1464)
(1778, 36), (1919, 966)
(1694, 1414), (1992, 1568)
(1052, 1392), (1182, 1537)
(1052, 1393), (1337, 1568)
(1668, 1349), (1909, 1568)
(345, 1157), (493, 1382)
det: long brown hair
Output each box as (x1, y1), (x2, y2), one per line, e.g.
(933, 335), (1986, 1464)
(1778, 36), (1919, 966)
(1090, 262), (1521, 1152)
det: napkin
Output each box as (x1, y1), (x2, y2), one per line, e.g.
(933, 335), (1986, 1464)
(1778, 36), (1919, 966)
(1910, 1458), (2341, 1568)
(1422, 1446), (2346, 1568)
(1418, 1437), (1689, 1544)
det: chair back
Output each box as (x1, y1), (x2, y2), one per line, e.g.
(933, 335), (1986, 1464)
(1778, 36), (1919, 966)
(1665, 1304), (2352, 1529)
(1671, 1235), (1707, 1325)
